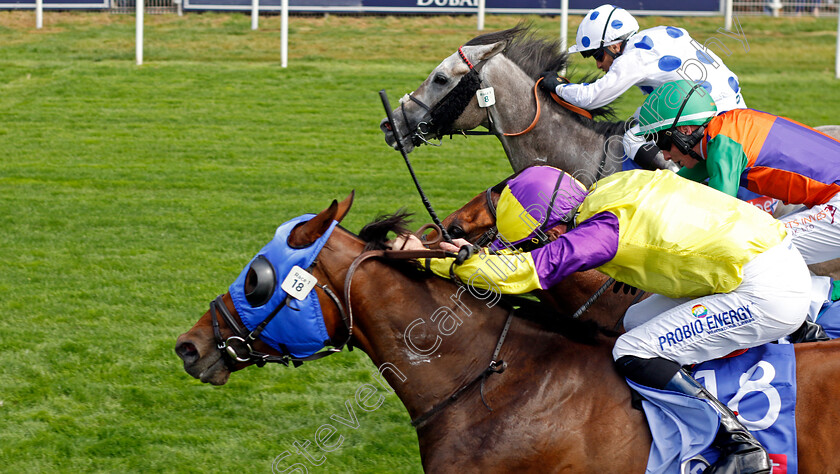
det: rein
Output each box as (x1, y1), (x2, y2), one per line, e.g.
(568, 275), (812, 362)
(373, 237), (635, 428)
(500, 78), (543, 137)
(339, 231), (515, 431)
(549, 90), (593, 120)
(473, 186), (500, 247)
(571, 277), (615, 319)
(491, 78), (594, 136)
(342, 248), (455, 339)
(410, 309), (514, 430)
(402, 48), (595, 146)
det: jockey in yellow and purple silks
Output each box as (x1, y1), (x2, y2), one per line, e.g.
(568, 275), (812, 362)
(637, 79), (840, 265)
(395, 165), (811, 474)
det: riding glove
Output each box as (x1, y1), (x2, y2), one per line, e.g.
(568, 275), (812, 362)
(538, 71), (565, 95)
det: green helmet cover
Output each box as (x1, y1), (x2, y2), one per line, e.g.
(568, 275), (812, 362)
(635, 80), (718, 136)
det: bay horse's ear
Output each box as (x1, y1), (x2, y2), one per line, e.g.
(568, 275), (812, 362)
(474, 40), (507, 62)
(288, 191), (354, 248)
(334, 190), (354, 223)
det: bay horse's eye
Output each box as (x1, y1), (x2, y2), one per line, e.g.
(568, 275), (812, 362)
(244, 255), (276, 307)
(448, 225), (466, 239)
(433, 74), (448, 86)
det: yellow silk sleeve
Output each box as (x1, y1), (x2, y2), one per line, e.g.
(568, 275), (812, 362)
(425, 249), (544, 295)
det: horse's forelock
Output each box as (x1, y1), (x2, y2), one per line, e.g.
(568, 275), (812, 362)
(359, 210), (414, 251)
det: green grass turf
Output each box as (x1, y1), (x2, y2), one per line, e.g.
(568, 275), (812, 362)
(0, 11), (837, 472)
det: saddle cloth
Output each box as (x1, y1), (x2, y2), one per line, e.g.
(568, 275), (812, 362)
(633, 342), (798, 474)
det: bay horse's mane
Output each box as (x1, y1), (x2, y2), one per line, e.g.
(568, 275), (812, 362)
(359, 208), (415, 252)
(359, 210), (615, 345)
(465, 24), (616, 122)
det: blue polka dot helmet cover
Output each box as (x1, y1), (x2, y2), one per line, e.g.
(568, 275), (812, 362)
(569, 4), (639, 54)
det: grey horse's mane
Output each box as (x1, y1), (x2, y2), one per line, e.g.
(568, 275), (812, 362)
(465, 24), (618, 126)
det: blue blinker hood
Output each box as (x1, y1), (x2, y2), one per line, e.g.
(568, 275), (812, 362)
(229, 214), (338, 358)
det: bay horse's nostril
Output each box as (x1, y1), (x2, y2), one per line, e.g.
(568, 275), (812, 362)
(175, 340), (199, 366)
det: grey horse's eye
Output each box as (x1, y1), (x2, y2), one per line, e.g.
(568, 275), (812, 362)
(433, 74), (448, 86)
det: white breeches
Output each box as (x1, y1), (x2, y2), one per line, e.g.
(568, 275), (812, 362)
(613, 237), (810, 365)
(779, 193), (840, 265)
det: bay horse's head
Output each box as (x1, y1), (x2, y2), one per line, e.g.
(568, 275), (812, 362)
(379, 24), (568, 153)
(175, 193), (355, 385)
(428, 173), (509, 247)
(433, 165), (584, 248)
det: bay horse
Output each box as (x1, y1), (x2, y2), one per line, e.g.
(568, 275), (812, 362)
(175, 194), (840, 472)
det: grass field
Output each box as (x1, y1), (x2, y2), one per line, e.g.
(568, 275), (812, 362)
(0, 10), (838, 473)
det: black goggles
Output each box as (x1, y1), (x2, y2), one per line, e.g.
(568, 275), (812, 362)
(581, 47), (606, 61)
(645, 130), (673, 152)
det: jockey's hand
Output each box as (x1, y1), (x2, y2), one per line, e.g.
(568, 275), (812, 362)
(439, 238), (473, 253)
(391, 233), (426, 251)
(538, 71), (565, 94)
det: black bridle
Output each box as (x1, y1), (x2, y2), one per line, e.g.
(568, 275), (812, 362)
(473, 186), (500, 247)
(400, 46), (494, 147)
(209, 266), (352, 369)
(459, 179), (503, 248)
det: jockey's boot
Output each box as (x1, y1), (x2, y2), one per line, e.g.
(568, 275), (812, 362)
(665, 369), (771, 474)
(788, 319), (830, 343)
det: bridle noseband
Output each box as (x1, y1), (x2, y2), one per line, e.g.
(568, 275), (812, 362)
(209, 264), (352, 369)
(399, 46), (492, 147)
(398, 45), (584, 154)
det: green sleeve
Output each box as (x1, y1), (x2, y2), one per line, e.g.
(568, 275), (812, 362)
(677, 160), (710, 182)
(704, 135), (749, 198)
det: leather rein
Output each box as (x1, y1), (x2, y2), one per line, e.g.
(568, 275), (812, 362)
(209, 220), (632, 429)
(400, 46), (593, 146)
(471, 186), (500, 247)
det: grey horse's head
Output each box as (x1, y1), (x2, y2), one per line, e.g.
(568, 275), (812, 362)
(380, 25), (568, 153)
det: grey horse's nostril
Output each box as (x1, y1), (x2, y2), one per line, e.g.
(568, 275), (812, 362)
(175, 341), (199, 365)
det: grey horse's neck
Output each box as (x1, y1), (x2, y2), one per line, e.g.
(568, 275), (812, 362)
(482, 57), (626, 187)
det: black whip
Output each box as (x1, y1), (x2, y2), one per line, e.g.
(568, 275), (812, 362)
(379, 89), (453, 244)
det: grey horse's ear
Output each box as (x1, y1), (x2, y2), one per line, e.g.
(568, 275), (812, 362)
(473, 41), (507, 62)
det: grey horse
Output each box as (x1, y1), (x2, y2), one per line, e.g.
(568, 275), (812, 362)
(379, 26), (840, 277)
(379, 25), (671, 187)
(379, 25), (840, 185)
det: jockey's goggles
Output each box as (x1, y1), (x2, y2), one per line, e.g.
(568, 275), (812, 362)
(651, 131), (673, 152)
(581, 47), (604, 60)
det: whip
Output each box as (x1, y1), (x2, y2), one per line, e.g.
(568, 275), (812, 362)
(379, 89), (453, 244)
